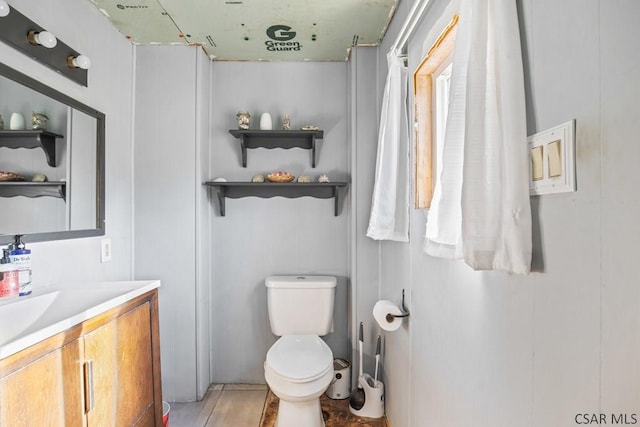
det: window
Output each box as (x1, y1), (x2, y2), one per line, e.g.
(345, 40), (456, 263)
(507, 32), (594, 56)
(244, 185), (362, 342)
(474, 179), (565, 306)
(413, 14), (458, 208)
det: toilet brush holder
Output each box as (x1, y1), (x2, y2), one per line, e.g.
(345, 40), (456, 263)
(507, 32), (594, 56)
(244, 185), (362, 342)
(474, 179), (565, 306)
(348, 373), (384, 419)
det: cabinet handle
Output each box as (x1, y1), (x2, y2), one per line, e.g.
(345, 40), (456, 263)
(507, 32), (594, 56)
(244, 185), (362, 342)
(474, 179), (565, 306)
(84, 360), (95, 413)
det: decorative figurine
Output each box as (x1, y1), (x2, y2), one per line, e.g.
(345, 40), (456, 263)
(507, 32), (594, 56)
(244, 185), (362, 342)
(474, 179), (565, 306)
(282, 113), (291, 130)
(318, 174), (330, 183)
(237, 112), (251, 130)
(0, 114), (4, 129)
(32, 112), (49, 130)
(260, 113), (273, 130)
(252, 174), (265, 183)
(9, 113), (25, 130)
(297, 175), (311, 183)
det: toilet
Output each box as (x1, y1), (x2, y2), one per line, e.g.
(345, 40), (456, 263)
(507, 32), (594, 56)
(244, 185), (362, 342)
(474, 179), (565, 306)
(264, 275), (337, 427)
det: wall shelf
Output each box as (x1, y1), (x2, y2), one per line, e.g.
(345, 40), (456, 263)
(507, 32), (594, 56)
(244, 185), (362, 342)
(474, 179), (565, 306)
(204, 181), (347, 216)
(229, 129), (324, 168)
(0, 130), (64, 167)
(0, 181), (66, 200)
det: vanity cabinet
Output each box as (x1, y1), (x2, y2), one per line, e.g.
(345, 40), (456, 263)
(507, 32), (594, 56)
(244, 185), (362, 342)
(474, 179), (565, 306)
(0, 290), (162, 427)
(0, 337), (85, 425)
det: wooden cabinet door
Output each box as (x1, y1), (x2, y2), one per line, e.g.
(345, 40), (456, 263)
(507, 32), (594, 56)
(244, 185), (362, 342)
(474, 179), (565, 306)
(84, 302), (155, 427)
(0, 338), (86, 427)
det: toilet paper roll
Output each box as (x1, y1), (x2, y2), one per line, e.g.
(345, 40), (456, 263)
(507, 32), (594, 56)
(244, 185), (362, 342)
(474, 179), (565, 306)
(373, 300), (403, 332)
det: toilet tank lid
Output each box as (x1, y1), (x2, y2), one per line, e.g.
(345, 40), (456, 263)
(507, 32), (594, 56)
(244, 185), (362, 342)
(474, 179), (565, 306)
(266, 275), (337, 289)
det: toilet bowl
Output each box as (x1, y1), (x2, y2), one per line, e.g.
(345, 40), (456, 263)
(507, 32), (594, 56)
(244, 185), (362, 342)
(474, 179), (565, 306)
(265, 335), (334, 427)
(264, 276), (337, 427)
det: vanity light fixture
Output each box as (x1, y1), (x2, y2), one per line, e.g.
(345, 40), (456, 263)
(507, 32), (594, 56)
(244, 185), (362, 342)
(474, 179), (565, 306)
(0, 3), (87, 85)
(27, 30), (57, 48)
(0, 1), (10, 18)
(67, 54), (91, 70)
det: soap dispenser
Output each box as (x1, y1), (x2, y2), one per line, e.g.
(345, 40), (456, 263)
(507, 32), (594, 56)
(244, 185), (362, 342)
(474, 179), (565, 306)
(9, 235), (32, 296)
(0, 249), (19, 299)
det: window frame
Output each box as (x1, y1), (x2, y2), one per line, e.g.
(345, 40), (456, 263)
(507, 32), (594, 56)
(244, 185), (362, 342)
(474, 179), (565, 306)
(413, 14), (458, 209)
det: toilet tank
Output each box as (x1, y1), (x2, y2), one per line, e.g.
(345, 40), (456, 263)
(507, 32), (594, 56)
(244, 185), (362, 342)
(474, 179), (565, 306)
(266, 275), (336, 336)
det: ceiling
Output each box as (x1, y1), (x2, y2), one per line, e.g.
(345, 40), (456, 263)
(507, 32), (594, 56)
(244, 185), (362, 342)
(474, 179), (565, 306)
(88, 0), (399, 61)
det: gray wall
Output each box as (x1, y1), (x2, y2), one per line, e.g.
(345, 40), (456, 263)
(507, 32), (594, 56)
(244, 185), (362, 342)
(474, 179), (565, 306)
(347, 46), (384, 381)
(0, 1), (135, 285)
(133, 45), (211, 402)
(370, 0), (640, 426)
(209, 61), (350, 383)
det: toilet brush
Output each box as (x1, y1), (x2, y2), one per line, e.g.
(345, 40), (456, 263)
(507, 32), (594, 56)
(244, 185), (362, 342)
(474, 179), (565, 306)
(374, 335), (381, 382)
(349, 322), (365, 410)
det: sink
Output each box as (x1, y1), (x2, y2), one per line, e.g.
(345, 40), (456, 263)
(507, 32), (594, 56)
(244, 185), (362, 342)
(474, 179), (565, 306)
(0, 291), (59, 347)
(0, 280), (160, 359)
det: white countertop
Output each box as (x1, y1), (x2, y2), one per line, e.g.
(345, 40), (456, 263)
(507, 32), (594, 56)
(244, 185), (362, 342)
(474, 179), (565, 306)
(0, 280), (160, 360)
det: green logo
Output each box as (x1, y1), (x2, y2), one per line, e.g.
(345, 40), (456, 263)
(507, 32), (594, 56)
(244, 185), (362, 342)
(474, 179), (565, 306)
(266, 25), (296, 41)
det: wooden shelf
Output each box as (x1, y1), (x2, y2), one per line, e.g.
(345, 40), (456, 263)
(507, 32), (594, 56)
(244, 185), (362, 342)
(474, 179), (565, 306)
(204, 181), (347, 216)
(0, 130), (64, 167)
(0, 181), (66, 200)
(229, 129), (324, 168)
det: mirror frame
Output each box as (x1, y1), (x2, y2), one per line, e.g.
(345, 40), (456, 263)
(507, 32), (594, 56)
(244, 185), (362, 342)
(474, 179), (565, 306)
(0, 62), (105, 245)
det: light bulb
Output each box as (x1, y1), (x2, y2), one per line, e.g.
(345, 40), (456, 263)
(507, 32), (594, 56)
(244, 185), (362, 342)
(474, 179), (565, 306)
(27, 30), (57, 48)
(67, 54), (91, 70)
(0, 1), (10, 18)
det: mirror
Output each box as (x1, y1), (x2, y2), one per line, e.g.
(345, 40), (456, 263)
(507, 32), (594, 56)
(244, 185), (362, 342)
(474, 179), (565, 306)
(0, 62), (105, 244)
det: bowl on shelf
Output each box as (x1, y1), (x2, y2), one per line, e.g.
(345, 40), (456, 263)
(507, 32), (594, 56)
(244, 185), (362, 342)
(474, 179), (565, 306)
(266, 171), (295, 183)
(0, 171), (24, 182)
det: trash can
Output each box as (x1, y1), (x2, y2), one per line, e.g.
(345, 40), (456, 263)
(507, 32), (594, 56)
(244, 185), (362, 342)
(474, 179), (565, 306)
(162, 401), (170, 426)
(326, 358), (350, 399)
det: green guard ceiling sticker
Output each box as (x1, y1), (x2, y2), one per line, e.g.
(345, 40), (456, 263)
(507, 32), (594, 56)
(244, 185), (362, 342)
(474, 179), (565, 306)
(89, 0), (398, 61)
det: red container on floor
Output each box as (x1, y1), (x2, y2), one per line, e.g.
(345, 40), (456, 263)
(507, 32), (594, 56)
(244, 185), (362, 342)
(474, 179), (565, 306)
(162, 401), (170, 426)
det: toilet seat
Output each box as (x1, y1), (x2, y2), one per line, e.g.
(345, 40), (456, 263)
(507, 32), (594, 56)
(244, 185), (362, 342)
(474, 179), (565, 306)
(266, 335), (332, 383)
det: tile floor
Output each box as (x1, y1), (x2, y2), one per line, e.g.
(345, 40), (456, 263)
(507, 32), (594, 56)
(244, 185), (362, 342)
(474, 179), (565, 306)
(169, 384), (268, 427)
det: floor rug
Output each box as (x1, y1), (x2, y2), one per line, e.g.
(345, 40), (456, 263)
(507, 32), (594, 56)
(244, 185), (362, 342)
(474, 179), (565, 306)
(259, 390), (387, 427)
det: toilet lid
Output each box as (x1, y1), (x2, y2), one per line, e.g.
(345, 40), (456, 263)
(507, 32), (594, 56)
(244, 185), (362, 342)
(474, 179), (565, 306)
(267, 335), (333, 382)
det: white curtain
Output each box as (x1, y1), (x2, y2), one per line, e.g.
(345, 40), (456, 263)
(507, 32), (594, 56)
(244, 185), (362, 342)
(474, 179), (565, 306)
(367, 50), (410, 242)
(424, 0), (532, 274)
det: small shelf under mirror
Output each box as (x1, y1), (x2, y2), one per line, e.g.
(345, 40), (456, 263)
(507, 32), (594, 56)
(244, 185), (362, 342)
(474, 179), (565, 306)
(205, 181), (347, 216)
(0, 130), (64, 167)
(0, 181), (66, 200)
(229, 129), (324, 168)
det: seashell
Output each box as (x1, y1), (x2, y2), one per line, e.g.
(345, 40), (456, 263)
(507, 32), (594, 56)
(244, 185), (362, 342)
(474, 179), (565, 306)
(236, 112), (250, 130)
(297, 175), (311, 183)
(32, 174), (48, 182)
(252, 174), (265, 183)
(32, 112), (49, 130)
(318, 174), (330, 183)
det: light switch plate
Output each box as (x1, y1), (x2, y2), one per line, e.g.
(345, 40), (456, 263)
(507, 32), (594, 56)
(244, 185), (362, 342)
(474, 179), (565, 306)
(101, 238), (112, 263)
(528, 119), (576, 195)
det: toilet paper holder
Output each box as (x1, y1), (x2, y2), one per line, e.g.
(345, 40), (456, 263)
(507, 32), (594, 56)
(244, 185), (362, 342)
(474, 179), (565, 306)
(385, 289), (410, 323)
